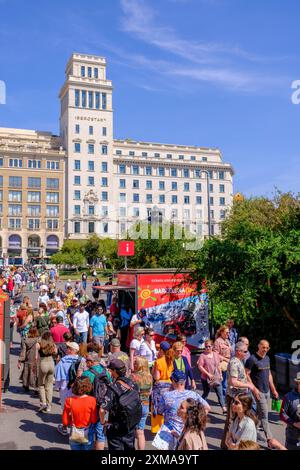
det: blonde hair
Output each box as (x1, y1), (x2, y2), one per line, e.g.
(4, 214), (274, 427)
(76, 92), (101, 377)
(172, 341), (184, 351)
(133, 356), (152, 387)
(216, 325), (229, 338)
(238, 440), (261, 450)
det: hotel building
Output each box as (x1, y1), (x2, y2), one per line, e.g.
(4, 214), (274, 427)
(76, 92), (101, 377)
(0, 53), (234, 263)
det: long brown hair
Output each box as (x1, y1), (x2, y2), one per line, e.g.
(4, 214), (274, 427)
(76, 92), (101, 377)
(40, 331), (56, 355)
(183, 398), (207, 435)
(132, 356), (152, 387)
(164, 348), (174, 367)
(233, 393), (258, 426)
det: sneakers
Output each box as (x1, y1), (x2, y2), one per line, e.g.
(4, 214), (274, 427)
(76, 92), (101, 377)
(38, 404), (47, 412)
(57, 424), (69, 436)
(42, 406), (52, 413)
(222, 407), (227, 415)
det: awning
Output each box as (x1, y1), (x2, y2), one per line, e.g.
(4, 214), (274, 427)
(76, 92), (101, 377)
(95, 285), (135, 291)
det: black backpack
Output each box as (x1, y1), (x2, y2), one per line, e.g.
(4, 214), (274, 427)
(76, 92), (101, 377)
(90, 368), (112, 406)
(67, 358), (82, 389)
(108, 378), (143, 431)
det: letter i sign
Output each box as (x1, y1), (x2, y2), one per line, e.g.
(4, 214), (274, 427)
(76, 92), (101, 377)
(118, 241), (135, 256)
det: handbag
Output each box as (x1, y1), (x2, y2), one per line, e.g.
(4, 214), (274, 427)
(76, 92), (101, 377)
(207, 354), (221, 388)
(219, 360), (229, 372)
(69, 399), (90, 444)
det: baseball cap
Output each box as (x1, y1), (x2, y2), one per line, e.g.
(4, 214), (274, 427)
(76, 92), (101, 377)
(66, 342), (79, 353)
(171, 370), (186, 382)
(86, 352), (101, 363)
(108, 358), (126, 372)
(110, 338), (121, 347)
(140, 308), (147, 315)
(160, 341), (171, 351)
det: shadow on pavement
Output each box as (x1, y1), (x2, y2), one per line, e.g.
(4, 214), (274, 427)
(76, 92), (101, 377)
(20, 419), (69, 446)
(31, 445), (67, 450)
(3, 398), (38, 412)
(39, 411), (63, 425)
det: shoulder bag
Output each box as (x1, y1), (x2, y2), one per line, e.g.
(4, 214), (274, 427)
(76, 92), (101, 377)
(69, 398), (90, 444)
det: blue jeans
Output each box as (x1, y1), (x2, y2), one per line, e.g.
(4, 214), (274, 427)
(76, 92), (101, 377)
(201, 379), (226, 409)
(75, 332), (88, 344)
(222, 370), (227, 399)
(136, 404), (149, 431)
(95, 420), (105, 442)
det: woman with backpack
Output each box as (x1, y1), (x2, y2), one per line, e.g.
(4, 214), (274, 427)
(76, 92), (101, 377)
(131, 356), (153, 450)
(62, 377), (98, 450)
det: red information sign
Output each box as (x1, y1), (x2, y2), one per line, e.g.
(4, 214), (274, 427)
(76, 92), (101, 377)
(118, 241), (135, 257)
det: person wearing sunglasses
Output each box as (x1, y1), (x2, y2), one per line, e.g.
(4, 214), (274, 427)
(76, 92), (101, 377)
(139, 327), (157, 368)
(172, 342), (196, 390)
(221, 341), (260, 449)
(225, 393), (258, 450)
(245, 339), (279, 446)
(176, 334), (191, 367)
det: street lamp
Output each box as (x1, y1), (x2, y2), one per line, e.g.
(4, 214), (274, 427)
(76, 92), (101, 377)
(200, 170), (211, 239)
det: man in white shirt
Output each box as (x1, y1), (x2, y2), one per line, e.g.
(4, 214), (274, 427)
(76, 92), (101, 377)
(73, 304), (89, 343)
(38, 289), (49, 306)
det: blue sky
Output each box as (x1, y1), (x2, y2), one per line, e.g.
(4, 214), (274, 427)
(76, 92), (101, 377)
(0, 0), (299, 197)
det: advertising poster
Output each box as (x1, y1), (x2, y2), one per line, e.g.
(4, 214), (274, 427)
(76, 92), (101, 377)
(137, 273), (209, 349)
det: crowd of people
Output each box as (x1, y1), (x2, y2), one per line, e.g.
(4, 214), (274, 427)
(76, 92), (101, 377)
(0, 265), (298, 451)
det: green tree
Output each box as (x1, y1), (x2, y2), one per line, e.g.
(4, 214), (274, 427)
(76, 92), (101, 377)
(84, 235), (101, 264)
(51, 251), (85, 271)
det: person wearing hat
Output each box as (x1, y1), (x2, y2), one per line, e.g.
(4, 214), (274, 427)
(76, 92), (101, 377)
(129, 308), (150, 345)
(107, 338), (130, 374)
(55, 342), (80, 436)
(280, 371), (300, 450)
(99, 358), (140, 450)
(156, 370), (210, 449)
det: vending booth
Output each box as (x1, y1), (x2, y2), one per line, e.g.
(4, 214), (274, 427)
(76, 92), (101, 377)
(97, 269), (210, 350)
(0, 288), (10, 409)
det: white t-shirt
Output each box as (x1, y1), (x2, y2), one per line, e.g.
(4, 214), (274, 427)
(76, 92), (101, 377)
(139, 339), (157, 364)
(38, 294), (49, 305)
(130, 338), (144, 355)
(73, 310), (89, 333)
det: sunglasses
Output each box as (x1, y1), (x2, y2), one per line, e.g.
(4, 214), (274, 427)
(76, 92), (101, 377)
(205, 345), (212, 348)
(175, 349), (183, 353)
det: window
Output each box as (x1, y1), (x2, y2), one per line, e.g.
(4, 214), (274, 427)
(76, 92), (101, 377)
(82, 90), (87, 108)
(75, 89), (80, 107)
(142, 152), (148, 157)
(102, 93), (107, 110)
(9, 158), (22, 168)
(146, 180), (152, 190)
(28, 205), (41, 216)
(119, 207), (126, 217)
(178, 155), (184, 160)
(47, 178), (59, 189)
(88, 161), (94, 171)
(95, 92), (100, 109)
(159, 195), (165, 204)
(101, 162), (108, 172)
(210, 210), (214, 219)
(102, 192), (108, 201)
(102, 127), (107, 136)
(74, 205), (81, 215)
(184, 196), (190, 204)
(103, 223), (108, 233)
(9, 191), (22, 202)
(172, 195), (178, 204)
(88, 91), (93, 108)
(184, 209), (190, 220)
(27, 191), (40, 203)
(171, 209), (178, 219)
(88, 144), (94, 154)
(184, 183), (190, 192)
(9, 176), (22, 188)
(28, 159), (41, 169)
(102, 145), (108, 155)
(133, 207), (140, 217)
(196, 183), (202, 192)
(132, 165), (139, 175)
(88, 206), (95, 215)
(190, 156), (196, 161)
(133, 180), (139, 189)
(202, 157), (207, 162)
(101, 177), (108, 187)
(9, 218), (21, 229)
(74, 222), (81, 233)
(208, 171), (213, 179)
(74, 176), (81, 185)
(196, 209), (203, 219)
(88, 67), (92, 78)
(46, 161), (59, 170)
(166, 154), (172, 159)
(46, 205), (59, 217)
(172, 182), (177, 191)
(116, 150), (122, 155)
(0, 158), (3, 166)
(74, 190), (81, 200)
(0, 176), (3, 187)
(159, 181), (165, 191)
(28, 219), (40, 230)
(133, 194), (139, 202)
(195, 169), (201, 178)
(89, 126), (93, 135)
(8, 204), (22, 216)
(81, 66), (85, 77)
(220, 209), (226, 219)
(101, 206), (108, 217)
(219, 184), (225, 193)
(28, 177), (41, 189)
(119, 164), (126, 174)
(219, 171), (225, 180)
(46, 192), (59, 203)
(74, 160), (81, 170)
(129, 151), (135, 156)
(88, 176), (94, 186)
(196, 223), (203, 235)
(94, 68), (98, 79)
(146, 194), (153, 203)
(75, 143), (81, 153)
(154, 153), (160, 158)
(145, 167), (152, 176)
(158, 167), (165, 177)
(220, 197), (225, 206)
(119, 179), (126, 189)
(183, 169), (189, 178)
(171, 168), (177, 177)
(196, 196), (202, 205)
(75, 124), (80, 134)
(47, 219), (58, 230)
(0, 190), (2, 201)
(209, 197), (214, 205)
(119, 193), (126, 202)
